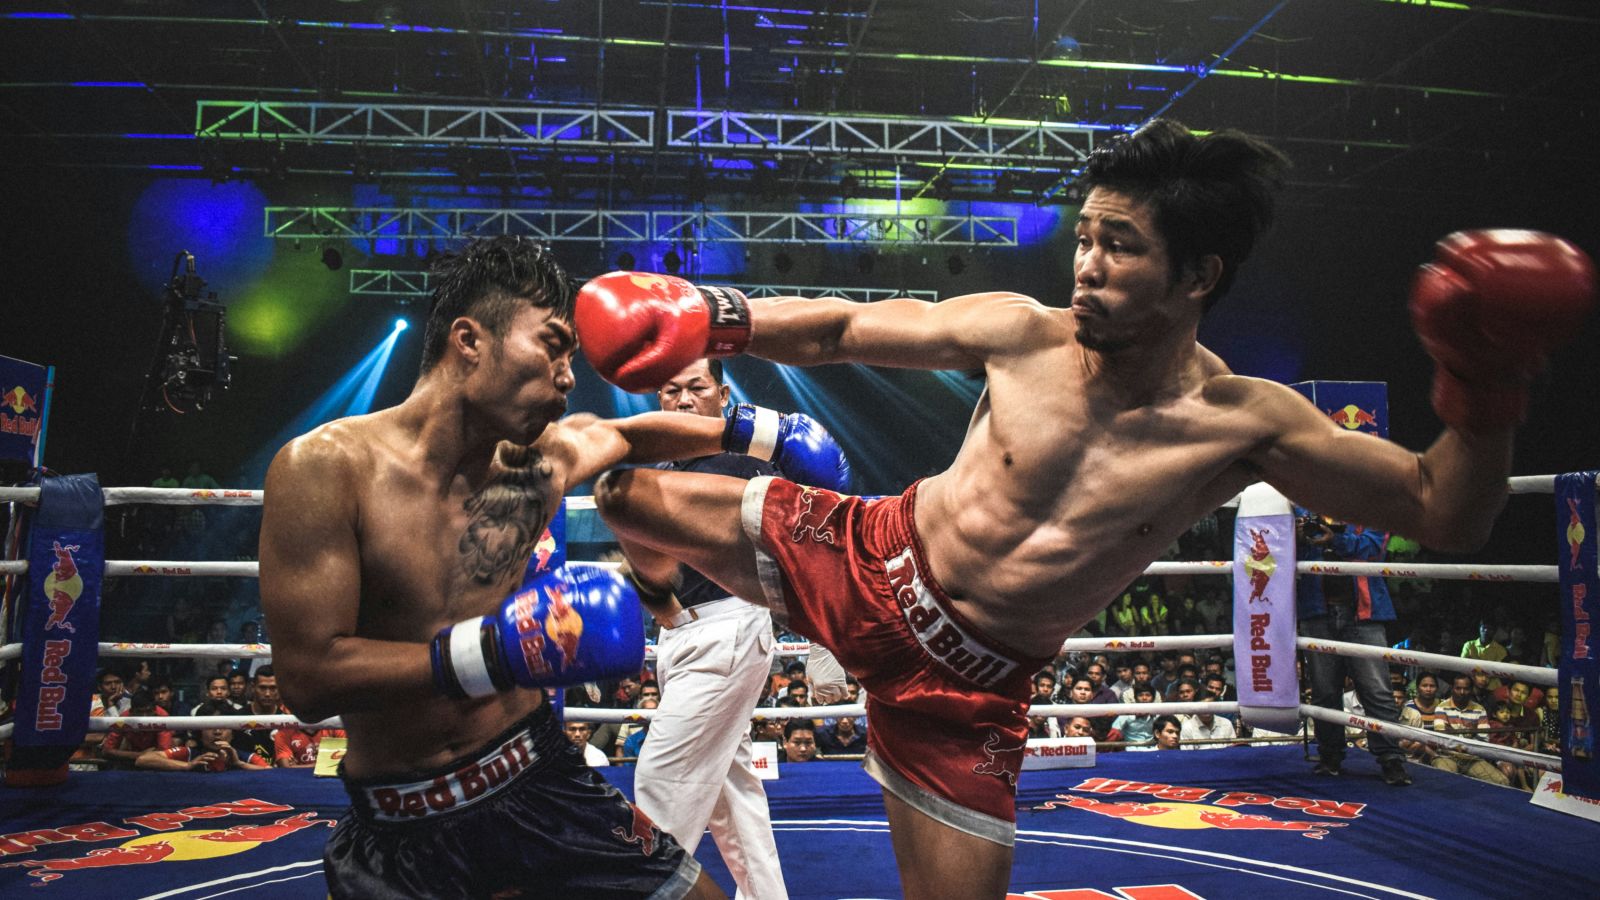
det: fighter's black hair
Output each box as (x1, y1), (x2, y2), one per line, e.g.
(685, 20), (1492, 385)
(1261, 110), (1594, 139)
(419, 235), (576, 375)
(1081, 118), (1290, 312)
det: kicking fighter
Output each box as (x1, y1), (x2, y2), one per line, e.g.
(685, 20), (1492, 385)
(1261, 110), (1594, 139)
(573, 119), (1596, 898)
(260, 237), (843, 898)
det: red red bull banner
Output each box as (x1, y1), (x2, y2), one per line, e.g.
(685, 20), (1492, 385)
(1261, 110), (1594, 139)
(1232, 485), (1298, 732)
(0, 354), (50, 468)
(1556, 471), (1598, 798)
(10, 474), (104, 784)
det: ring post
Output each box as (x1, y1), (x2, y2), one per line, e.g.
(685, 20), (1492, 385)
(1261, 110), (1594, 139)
(1232, 483), (1300, 733)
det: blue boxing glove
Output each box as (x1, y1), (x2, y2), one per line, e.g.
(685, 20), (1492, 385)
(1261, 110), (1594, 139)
(431, 564), (644, 699)
(723, 403), (852, 492)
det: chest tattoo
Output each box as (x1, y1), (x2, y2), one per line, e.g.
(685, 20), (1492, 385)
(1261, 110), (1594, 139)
(458, 452), (554, 585)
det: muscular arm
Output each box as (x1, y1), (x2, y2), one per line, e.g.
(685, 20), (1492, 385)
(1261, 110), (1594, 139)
(1246, 379), (1510, 552)
(538, 411), (725, 487)
(745, 291), (1051, 370)
(258, 432), (436, 723)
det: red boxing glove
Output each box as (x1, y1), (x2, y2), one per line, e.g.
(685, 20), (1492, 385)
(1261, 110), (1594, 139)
(1409, 230), (1596, 430)
(574, 271), (751, 393)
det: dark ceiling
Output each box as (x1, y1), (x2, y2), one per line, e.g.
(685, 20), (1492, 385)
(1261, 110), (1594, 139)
(4, 0), (1597, 209)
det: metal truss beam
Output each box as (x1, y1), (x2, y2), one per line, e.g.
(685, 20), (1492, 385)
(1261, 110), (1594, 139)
(271, 208), (1017, 246)
(351, 271), (939, 304)
(737, 284), (938, 303)
(267, 208), (652, 242)
(666, 109), (1100, 164)
(195, 100), (1092, 167)
(652, 211), (1016, 245)
(197, 101), (654, 148)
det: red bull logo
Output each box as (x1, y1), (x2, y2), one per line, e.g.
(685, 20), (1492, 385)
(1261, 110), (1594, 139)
(42, 542), (83, 635)
(1327, 404), (1379, 431)
(1, 386), (41, 440)
(3, 841), (177, 885)
(543, 583), (584, 667)
(194, 812), (335, 844)
(972, 728), (1026, 788)
(790, 486), (843, 545)
(612, 803), (660, 857)
(1567, 498), (1586, 570)
(1034, 779), (1365, 841)
(0, 800), (315, 887)
(1244, 528), (1277, 602)
(3, 386), (39, 415)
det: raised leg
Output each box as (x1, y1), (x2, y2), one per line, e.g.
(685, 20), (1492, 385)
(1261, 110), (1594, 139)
(596, 468), (770, 612)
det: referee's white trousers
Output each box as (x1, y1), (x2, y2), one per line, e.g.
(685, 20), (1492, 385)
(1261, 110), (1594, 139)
(634, 598), (788, 900)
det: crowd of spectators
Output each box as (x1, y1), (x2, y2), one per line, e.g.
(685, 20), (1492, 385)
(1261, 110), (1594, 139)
(44, 477), (1568, 792)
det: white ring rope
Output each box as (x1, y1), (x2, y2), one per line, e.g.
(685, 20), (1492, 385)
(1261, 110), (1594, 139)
(0, 474), (1568, 508)
(0, 557), (1561, 583)
(1296, 636), (1556, 687)
(1298, 704), (1558, 772)
(1058, 634), (1234, 653)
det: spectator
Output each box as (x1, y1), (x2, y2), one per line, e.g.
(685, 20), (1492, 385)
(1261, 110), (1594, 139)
(91, 668), (131, 717)
(232, 667), (286, 761)
(1082, 663), (1119, 706)
(779, 719), (818, 763)
(1431, 674), (1510, 786)
(784, 681), (810, 707)
(1486, 701), (1535, 790)
(750, 716), (785, 746)
(1180, 708), (1236, 750)
(565, 683), (621, 757)
(638, 680), (661, 707)
(1469, 671), (1495, 708)
(817, 715), (867, 756)
(1151, 655), (1180, 697)
(1063, 716), (1111, 743)
(137, 701), (270, 772)
(1461, 619), (1509, 690)
(193, 676), (241, 715)
(236, 621), (270, 677)
(1027, 693), (1061, 739)
(1108, 662), (1135, 700)
(1297, 515), (1409, 785)
(1494, 679), (1543, 715)
(1537, 685), (1561, 755)
(1112, 685), (1160, 748)
(149, 678), (176, 715)
(622, 697), (660, 759)
(1108, 593), (1138, 635)
(784, 660), (808, 690)
(1167, 678), (1201, 721)
(1032, 669), (1058, 702)
(1120, 661), (1155, 703)
(564, 721), (611, 768)
(1138, 592), (1170, 635)
(125, 660), (154, 696)
(227, 670), (250, 707)
(1151, 716), (1183, 751)
(100, 691), (173, 769)
(1399, 672), (1446, 766)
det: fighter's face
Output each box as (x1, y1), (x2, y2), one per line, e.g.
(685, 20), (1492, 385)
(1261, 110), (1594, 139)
(1072, 189), (1203, 353)
(656, 360), (727, 419)
(469, 306), (576, 443)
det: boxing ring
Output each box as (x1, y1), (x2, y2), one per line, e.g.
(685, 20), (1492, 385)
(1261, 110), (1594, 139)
(1, 478), (1597, 897)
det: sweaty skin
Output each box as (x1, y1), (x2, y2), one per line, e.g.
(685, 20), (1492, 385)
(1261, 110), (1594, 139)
(260, 306), (727, 779)
(621, 188), (1509, 662)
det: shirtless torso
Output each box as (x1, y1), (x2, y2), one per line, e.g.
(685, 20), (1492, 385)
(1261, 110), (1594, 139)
(259, 303), (727, 780)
